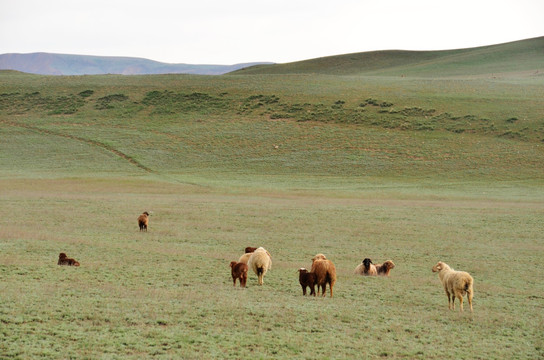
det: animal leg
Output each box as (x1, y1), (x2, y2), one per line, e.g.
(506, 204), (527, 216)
(467, 291), (473, 312)
(445, 290), (452, 310)
(457, 294), (464, 312)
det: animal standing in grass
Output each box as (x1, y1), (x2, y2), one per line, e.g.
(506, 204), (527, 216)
(230, 261), (248, 288)
(138, 211), (149, 232)
(298, 268), (316, 296)
(311, 254), (337, 297)
(247, 247), (272, 285)
(354, 258), (377, 276)
(432, 261), (474, 312)
(57, 253), (80, 266)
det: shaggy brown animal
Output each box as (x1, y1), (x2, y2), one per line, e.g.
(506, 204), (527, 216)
(138, 211), (149, 232)
(57, 253), (80, 266)
(245, 247), (258, 253)
(432, 261), (474, 312)
(311, 254), (337, 297)
(298, 268), (316, 296)
(354, 258), (378, 276)
(230, 261), (248, 287)
(375, 260), (395, 276)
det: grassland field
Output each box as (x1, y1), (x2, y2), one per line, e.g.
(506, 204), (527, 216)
(0, 59), (543, 359)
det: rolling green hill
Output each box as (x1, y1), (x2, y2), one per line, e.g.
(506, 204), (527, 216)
(1, 67), (543, 182)
(233, 36), (544, 77)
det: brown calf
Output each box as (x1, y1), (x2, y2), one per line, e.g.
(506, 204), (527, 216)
(230, 261), (248, 288)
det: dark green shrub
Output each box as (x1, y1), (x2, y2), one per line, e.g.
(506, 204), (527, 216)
(96, 94), (128, 110)
(79, 90), (94, 98)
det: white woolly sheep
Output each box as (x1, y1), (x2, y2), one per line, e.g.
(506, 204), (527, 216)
(432, 261), (474, 312)
(247, 247), (272, 285)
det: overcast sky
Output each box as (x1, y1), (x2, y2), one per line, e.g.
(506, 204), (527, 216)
(1, 0), (542, 64)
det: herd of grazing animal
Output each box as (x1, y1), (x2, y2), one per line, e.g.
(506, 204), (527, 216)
(58, 211), (475, 312)
(232, 247), (474, 311)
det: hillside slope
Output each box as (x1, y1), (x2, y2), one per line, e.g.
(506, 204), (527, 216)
(1, 70), (543, 183)
(232, 37), (544, 77)
(0, 53), (271, 76)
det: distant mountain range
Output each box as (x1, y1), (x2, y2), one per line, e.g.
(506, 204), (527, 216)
(0, 53), (272, 76)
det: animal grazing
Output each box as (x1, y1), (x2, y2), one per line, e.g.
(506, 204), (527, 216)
(230, 261), (248, 288)
(247, 247), (272, 285)
(311, 254), (337, 297)
(298, 268), (316, 296)
(138, 211), (150, 232)
(354, 258), (377, 276)
(375, 260), (395, 276)
(238, 252), (252, 265)
(57, 253), (80, 266)
(245, 247), (258, 253)
(432, 261), (474, 312)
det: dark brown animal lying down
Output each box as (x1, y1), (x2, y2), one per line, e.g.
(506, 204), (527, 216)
(375, 260), (395, 276)
(58, 252), (80, 266)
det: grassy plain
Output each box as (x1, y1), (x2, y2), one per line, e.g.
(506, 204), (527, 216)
(1, 50), (543, 359)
